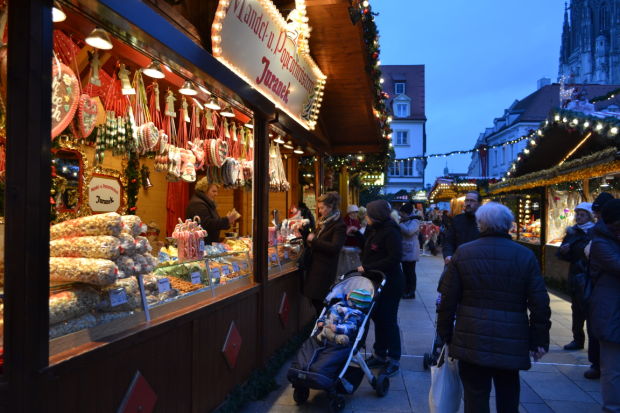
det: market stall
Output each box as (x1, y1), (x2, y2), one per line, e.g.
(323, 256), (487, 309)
(490, 107), (620, 286)
(1, 0), (389, 411)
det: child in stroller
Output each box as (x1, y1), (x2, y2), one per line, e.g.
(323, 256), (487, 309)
(316, 288), (372, 346)
(288, 271), (390, 413)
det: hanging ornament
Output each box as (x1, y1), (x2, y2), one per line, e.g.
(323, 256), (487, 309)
(88, 50), (101, 86)
(51, 59), (80, 139)
(119, 63), (136, 95)
(165, 89), (177, 117)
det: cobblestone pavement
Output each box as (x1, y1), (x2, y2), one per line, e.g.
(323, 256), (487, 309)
(241, 255), (601, 413)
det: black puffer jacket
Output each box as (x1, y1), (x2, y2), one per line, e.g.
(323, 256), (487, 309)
(589, 221), (620, 344)
(186, 191), (230, 245)
(557, 225), (592, 284)
(361, 219), (404, 296)
(441, 212), (480, 258)
(437, 232), (551, 370)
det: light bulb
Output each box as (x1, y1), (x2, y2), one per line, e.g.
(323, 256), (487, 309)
(244, 122), (254, 129)
(52, 2), (66, 22)
(143, 61), (165, 79)
(294, 146), (304, 154)
(283, 141), (294, 150)
(220, 105), (235, 117)
(179, 81), (198, 96)
(85, 28), (113, 50)
(274, 136), (285, 144)
(205, 96), (221, 110)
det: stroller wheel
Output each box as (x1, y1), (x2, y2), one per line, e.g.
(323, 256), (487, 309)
(293, 387), (309, 405)
(423, 353), (432, 370)
(375, 374), (390, 397)
(328, 395), (346, 413)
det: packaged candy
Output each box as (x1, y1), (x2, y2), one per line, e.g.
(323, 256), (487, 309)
(50, 257), (118, 286)
(121, 215), (147, 237)
(117, 233), (137, 256)
(50, 235), (122, 260)
(49, 313), (97, 339)
(49, 286), (100, 324)
(50, 212), (122, 240)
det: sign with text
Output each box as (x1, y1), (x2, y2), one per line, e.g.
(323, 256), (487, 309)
(88, 175), (121, 212)
(212, 0), (325, 130)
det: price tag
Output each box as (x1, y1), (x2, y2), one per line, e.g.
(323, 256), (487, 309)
(199, 239), (205, 253)
(190, 271), (202, 284)
(232, 262), (240, 273)
(109, 288), (128, 307)
(241, 262), (249, 271)
(284, 251), (289, 260)
(271, 253), (278, 263)
(210, 267), (221, 278)
(222, 265), (231, 276)
(157, 278), (171, 294)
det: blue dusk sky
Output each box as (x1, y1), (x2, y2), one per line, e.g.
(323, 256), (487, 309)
(373, 0), (565, 186)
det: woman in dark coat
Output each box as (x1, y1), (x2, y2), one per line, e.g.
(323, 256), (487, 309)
(438, 202), (551, 413)
(357, 200), (404, 377)
(186, 179), (238, 245)
(303, 192), (346, 315)
(589, 199), (620, 412)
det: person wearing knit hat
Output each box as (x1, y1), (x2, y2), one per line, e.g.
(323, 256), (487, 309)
(357, 199), (404, 377)
(347, 288), (373, 311)
(588, 197), (620, 410)
(558, 201), (596, 353)
(592, 192), (614, 219)
(344, 204), (362, 248)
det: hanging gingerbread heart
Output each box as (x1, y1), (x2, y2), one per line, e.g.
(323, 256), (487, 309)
(77, 94), (98, 138)
(51, 61), (79, 139)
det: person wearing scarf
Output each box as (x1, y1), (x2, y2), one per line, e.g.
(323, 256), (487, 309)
(303, 192), (346, 315)
(357, 200), (404, 377)
(558, 202), (595, 352)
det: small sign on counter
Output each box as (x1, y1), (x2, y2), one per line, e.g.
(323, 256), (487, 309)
(190, 272), (202, 284)
(109, 288), (128, 307)
(157, 278), (171, 294)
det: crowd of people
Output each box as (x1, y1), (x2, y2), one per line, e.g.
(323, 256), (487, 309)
(292, 189), (620, 413)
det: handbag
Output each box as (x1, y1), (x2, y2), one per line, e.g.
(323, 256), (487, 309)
(429, 344), (462, 413)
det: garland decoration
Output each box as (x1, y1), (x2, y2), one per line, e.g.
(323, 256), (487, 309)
(125, 150), (140, 214)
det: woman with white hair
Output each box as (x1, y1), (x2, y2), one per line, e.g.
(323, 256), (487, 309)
(437, 202), (551, 413)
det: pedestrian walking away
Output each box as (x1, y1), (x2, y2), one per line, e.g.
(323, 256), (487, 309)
(589, 198), (620, 413)
(398, 202), (420, 299)
(302, 192), (347, 316)
(437, 202), (552, 413)
(356, 199), (404, 378)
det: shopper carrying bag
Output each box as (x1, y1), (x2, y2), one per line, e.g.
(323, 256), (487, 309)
(429, 344), (462, 413)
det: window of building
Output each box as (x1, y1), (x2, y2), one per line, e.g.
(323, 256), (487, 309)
(388, 161), (400, 176)
(394, 82), (406, 95)
(493, 149), (498, 167)
(395, 130), (408, 145)
(395, 103), (409, 118)
(502, 146), (506, 165)
(402, 159), (413, 176)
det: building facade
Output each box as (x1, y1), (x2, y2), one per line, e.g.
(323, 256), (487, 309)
(559, 0), (620, 84)
(381, 65), (426, 194)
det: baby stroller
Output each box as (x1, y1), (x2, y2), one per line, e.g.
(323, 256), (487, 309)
(287, 270), (388, 412)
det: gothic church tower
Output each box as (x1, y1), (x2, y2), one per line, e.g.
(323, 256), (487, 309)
(559, 0), (620, 84)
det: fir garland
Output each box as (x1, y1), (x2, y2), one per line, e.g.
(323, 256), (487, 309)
(125, 150), (140, 214)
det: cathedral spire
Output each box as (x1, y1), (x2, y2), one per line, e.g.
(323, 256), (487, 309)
(560, 2), (571, 64)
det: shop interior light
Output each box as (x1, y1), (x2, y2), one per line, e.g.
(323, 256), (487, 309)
(283, 141), (294, 150)
(244, 122), (254, 129)
(198, 85), (211, 95)
(294, 146), (304, 154)
(205, 96), (221, 111)
(220, 105), (235, 117)
(142, 61), (165, 79)
(192, 98), (204, 110)
(274, 135), (285, 144)
(85, 27), (113, 50)
(179, 81), (198, 96)
(52, 1), (66, 22)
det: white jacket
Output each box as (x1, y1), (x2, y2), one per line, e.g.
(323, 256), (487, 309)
(399, 216), (420, 262)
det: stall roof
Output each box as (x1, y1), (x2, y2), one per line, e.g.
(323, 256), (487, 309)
(147, 0), (386, 154)
(490, 108), (620, 193)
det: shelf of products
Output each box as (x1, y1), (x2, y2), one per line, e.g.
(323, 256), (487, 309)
(546, 185), (584, 246)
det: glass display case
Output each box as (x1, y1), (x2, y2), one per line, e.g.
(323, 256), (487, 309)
(546, 184), (584, 246)
(517, 194), (541, 245)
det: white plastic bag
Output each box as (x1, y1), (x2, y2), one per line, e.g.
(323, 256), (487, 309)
(429, 344), (462, 413)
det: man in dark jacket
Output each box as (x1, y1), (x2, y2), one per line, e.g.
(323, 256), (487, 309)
(589, 199), (620, 412)
(357, 200), (404, 377)
(438, 202), (551, 413)
(186, 179), (237, 245)
(557, 202), (595, 352)
(442, 191), (481, 264)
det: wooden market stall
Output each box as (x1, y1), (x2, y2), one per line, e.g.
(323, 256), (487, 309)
(489, 108), (620, 287)
(0, 0), (388, 412)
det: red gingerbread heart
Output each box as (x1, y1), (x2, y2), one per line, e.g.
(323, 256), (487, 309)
(78, 94), (98, 138)
(51, 61), (79, 139)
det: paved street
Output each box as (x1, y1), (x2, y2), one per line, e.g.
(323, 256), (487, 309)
(241, 254), (602, 413)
